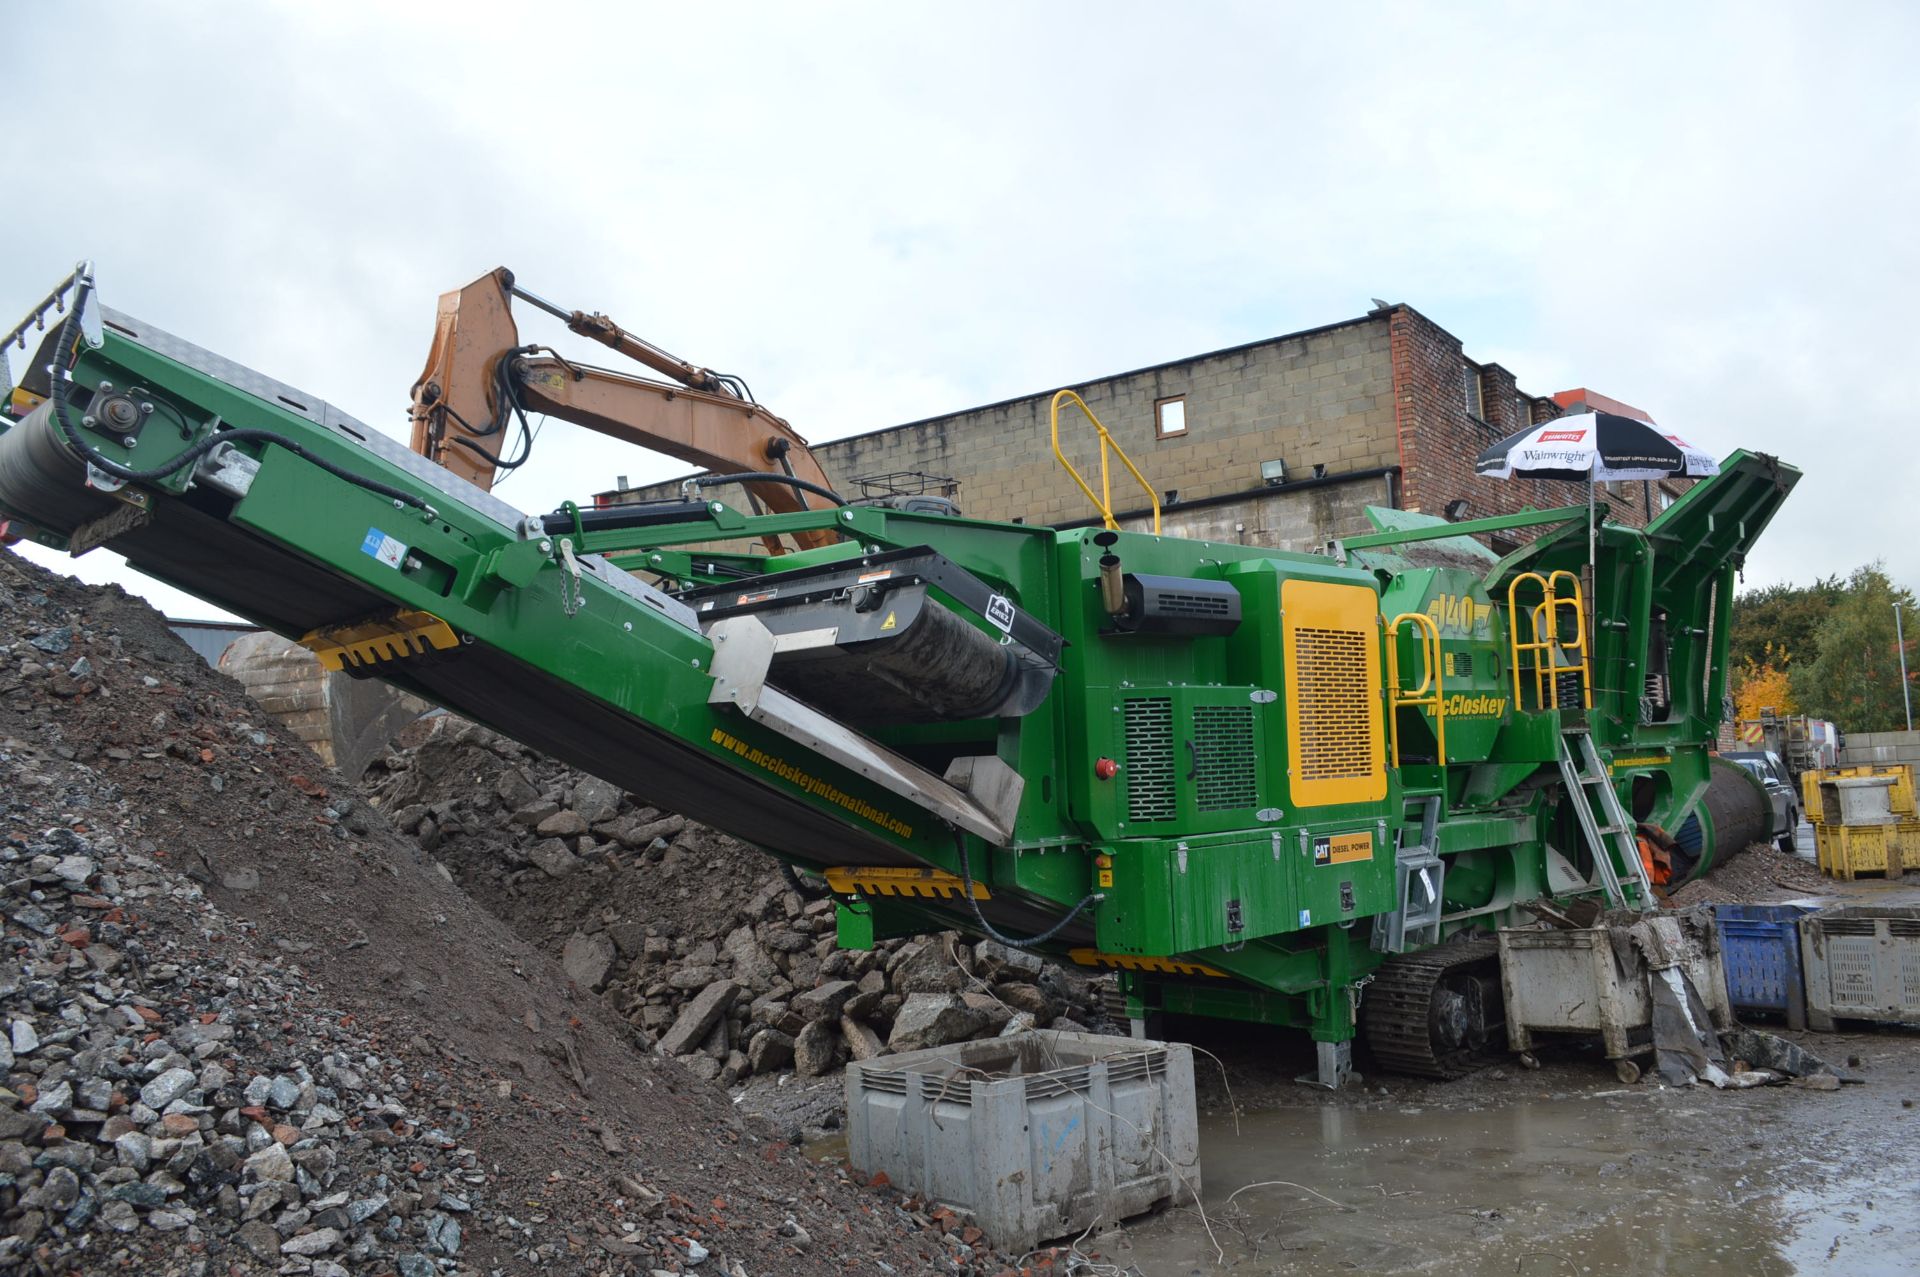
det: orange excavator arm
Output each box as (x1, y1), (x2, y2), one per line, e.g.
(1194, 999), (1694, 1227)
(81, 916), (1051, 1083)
(407, 268), (839, 552)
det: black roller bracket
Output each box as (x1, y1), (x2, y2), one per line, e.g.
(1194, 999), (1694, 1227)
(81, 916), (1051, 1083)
(681, 545), (1064, 668)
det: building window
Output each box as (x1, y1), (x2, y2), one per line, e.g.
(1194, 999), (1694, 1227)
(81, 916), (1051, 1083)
(1515, 395), (1531, 429)
(1155, 396), (1187, 439)
(1462, 365), (1483, 420)
(1658, 487), (1675, 511)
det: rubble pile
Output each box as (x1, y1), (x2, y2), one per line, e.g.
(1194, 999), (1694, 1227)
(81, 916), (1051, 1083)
(0, 822), (494, 1275)
(360, 719), (1113, 1092)
(0, 548), (1029, 1275)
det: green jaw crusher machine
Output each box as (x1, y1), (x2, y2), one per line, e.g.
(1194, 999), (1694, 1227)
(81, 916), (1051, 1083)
(0, 266), (1795, 1085)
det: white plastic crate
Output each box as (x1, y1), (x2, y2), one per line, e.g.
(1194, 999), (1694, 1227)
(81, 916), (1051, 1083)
(844, 1030), (1198, 1251)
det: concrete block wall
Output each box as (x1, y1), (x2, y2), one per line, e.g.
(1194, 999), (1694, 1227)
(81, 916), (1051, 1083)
(1125, 475), (1394, 555)
(626, 317), (1398, 529)
(824, 316), (1396, 527)
(1839, 730), (1920, 767)
(610, 301), (1677, 560)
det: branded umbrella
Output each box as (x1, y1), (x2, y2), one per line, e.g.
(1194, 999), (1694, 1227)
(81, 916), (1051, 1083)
(1474, 412), (1719, 564)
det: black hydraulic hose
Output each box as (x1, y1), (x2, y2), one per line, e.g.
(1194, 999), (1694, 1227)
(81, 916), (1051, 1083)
(693, 471), (846, 506)
(44, 276), (435, 514)
(447, 344), (540, 470)
(952, 827), (1101, 950)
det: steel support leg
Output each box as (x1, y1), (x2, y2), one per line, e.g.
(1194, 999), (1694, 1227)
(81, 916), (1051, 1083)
(1297, 1039), (1355, 1090)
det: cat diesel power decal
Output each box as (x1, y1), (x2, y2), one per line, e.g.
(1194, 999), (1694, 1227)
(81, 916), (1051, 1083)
(1313, 831), (1374, 866)
(1443, 693), (1508, 717)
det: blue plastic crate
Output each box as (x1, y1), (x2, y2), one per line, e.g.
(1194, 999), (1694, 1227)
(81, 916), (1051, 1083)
(1714, 903), (1814, 1030)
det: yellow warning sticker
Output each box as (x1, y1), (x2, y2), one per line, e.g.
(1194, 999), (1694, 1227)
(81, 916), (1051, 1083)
(880, 610), (897, 631)
(1312, 831), (1373, 866)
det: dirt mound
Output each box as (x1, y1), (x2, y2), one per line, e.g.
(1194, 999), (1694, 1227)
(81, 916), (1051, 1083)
(1667, 842), (1827, 907)
(0, 548), (1017, 1276)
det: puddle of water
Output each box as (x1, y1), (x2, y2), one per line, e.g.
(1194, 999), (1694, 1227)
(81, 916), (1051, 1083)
(1116, 1092), (1920, 1275)
(801, 1131), (848, 1164)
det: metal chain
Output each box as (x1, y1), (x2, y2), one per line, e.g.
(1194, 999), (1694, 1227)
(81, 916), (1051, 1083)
(558, 537), (585, 618)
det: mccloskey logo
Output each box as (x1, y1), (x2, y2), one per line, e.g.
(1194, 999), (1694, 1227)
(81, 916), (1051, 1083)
(1444, 692), (1507, 717)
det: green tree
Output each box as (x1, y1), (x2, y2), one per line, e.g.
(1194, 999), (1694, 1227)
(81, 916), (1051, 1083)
(1729, 574), (1846, 676)
(1789, 563), (1919, 732)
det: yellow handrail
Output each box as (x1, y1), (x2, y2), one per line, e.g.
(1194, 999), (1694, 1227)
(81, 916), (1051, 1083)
(1507, 570), (1592, 711)
(1387, 611), (1447, 766)
(1049, 389), (1161, 533)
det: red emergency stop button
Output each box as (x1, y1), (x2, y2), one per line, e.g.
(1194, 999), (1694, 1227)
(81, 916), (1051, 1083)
(1094, 757), (1118, 780)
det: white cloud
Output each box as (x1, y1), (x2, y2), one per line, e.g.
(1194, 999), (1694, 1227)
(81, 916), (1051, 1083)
(3, 0), (1911, 605)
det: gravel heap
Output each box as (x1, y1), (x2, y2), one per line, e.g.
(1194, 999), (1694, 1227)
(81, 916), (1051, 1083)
(0, 547), (1041, 1276)
(360, 719), (1114, 1106)
(1666, 842), (1827, 907)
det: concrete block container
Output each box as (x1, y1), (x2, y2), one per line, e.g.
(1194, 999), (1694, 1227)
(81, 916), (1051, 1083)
(1498, 912), (1731, 1082)
(844, 1031), (1198, 1252)
(1801, 907), (1920, 1030)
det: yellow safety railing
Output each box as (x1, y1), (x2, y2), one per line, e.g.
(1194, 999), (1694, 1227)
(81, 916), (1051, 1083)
(1507, 570), (1592, 711)
(1049, 389), (1161, 533)
(1386, 611), (1447, 766)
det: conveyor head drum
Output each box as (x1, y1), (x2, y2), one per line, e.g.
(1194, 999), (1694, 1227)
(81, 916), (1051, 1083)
(0, 402), (118, 535)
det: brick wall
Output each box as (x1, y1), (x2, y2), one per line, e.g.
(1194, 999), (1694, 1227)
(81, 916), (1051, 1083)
(1388, 305), (1683, 533)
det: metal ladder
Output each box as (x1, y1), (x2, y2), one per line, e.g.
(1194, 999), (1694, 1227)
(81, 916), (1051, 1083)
(1556, 727), (1657, 910)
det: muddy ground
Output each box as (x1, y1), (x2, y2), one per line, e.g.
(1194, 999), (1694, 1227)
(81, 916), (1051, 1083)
(1103, 862), (1920, 1276)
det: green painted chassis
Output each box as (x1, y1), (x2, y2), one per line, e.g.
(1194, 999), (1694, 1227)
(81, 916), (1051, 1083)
(0, 318), (1799, 1046)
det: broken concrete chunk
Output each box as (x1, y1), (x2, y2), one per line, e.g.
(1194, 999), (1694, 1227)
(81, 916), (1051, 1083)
(563, 932), (618, 993)
(656, 980), (739, 1057)
(887, 993), (989, 1053)
(790, 979), (858, 1023)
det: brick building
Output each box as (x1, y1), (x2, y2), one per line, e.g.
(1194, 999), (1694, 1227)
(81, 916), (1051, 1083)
(609, 302), (1684, 553)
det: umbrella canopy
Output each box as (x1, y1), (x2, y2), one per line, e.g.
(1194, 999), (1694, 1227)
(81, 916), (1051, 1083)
(1475, 412), (1721, 483)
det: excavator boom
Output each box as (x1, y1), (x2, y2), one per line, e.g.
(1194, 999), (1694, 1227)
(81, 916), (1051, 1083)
(407, 268), (837, 551)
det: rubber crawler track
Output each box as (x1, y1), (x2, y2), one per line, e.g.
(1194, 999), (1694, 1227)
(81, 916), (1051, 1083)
(1363, 932), (1503, 1079)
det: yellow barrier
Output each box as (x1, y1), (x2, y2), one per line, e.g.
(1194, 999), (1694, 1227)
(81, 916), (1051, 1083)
(1387, 611), (1447, 766)
(1507, 570), (1591, 712)
(1049, 389), (1160, 533)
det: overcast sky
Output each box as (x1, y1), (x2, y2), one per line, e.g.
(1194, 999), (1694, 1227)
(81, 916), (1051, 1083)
(5, 2), (1914, 619)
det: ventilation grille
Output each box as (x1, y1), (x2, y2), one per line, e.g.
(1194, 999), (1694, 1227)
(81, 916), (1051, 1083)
(855, 1070), (910, 1096)
(1193, 705), (1257, 812)
(1826, 938), (1878, 1008)
(1293, 628), (1374, 781)
(1124, 697), (1176, 822)
(1157, 591), (1234, 617)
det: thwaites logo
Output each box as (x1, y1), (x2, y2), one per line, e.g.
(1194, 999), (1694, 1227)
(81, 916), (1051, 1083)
(1535, 428), (1587, 442)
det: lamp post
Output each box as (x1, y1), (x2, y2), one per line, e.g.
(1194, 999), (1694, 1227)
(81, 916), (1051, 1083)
(1899, 602), (1914, 732)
